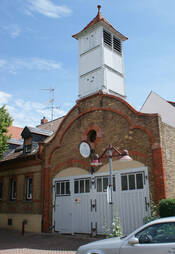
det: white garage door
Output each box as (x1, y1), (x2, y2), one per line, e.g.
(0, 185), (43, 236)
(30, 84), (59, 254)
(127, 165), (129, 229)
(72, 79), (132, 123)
(53, 167), (150, 235)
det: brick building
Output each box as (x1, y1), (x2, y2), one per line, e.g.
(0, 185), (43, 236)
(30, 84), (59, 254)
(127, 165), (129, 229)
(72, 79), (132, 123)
(0, 6), (174, 235)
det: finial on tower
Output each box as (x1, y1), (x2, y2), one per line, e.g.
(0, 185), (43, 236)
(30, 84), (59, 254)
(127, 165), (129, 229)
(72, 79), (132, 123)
(97, 5), (102, 18)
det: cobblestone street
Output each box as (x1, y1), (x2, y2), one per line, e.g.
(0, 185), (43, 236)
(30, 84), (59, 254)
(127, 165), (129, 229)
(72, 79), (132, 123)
(0, 229), (101, 254)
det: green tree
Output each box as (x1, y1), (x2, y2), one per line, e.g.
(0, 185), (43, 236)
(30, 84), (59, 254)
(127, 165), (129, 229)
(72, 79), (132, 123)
(0, 105), (13, 159)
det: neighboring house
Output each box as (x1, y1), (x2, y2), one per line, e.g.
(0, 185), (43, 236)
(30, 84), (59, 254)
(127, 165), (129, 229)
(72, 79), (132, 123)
(3, 126), (23, 157)
(141, 91), (175, 128)
(0, 6), (175, 235)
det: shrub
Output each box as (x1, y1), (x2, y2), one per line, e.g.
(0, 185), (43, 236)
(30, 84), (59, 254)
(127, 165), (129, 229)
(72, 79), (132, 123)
(103, 208), (123, 238)
(159, 199), (175, 217)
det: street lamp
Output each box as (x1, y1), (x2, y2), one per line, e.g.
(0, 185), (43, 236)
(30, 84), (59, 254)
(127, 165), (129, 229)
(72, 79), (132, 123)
(90, 145), (132, 232)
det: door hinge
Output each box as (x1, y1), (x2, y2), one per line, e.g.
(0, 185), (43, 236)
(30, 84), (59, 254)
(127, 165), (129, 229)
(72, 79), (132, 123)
(145, 197), (150, 211)
(91, 222), (97, 236)
(91, 199), (97, 212)
(144, 173), (148, 184)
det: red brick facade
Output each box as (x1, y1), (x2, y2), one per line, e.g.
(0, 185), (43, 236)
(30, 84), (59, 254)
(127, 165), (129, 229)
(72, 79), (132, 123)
(41, 92), (167, 231)
(0, 92), (170, 232)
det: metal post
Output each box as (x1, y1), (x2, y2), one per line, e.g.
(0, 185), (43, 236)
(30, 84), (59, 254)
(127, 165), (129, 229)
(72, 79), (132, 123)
(108, 148), (113, 233)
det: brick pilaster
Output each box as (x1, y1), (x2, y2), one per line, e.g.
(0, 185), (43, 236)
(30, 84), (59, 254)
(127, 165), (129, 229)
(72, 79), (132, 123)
(152, 144), (167, 202)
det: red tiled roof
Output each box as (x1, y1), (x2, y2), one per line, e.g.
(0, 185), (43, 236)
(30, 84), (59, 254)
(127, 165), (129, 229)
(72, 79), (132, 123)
(72, 5), (128, 41)
(7, 126), (23, 140)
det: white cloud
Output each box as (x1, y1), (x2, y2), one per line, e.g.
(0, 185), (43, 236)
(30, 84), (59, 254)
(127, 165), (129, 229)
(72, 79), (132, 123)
(0, 24), (21, 39)
(26, 0), (72, 18)
(0, 91), (12, 106)
(7, 98), (66, 126)
(0, 57), (61, 73)
(0, 89), (66, 127)
(64, 102), (74, 107)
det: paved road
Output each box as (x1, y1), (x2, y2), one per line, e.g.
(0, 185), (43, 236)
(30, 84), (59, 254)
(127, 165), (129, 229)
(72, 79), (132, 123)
(0, 229), (102, 254)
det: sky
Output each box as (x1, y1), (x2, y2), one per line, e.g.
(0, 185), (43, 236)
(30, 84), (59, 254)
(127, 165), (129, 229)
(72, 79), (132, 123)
(0, 0), (175, 127)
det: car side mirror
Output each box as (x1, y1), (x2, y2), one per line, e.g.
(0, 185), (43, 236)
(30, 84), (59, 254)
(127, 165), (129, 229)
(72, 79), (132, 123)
(128, 237), (139, 245)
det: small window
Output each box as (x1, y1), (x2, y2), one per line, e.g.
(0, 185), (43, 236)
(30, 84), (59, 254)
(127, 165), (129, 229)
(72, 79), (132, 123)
(80, 180), (85, 193)
(25, 177), (32, 200)
(56, 182), (60, 195)
(103, 177), (108, 192)
(96, 176), (116, 192)
(8, 218), (13, 226)
(24, 144), (32, 154)
(121, 172), (144, 191)
(85, 179), (90, 193)
(87, 130), (97, 143)
(136, 173), (144, 189)
(74, 178), (90, 194)
(74, 180), (79, 194)
(121, 175), (128, 191)
(129, 174), (135, 190)
(0, 182), (3, 200)
(113, 36), (122, 53)
(56, 181), (70, 196)
(97, 178), (102, 192)
(103, 30), (112, 47)
(10, 178), (16, 200)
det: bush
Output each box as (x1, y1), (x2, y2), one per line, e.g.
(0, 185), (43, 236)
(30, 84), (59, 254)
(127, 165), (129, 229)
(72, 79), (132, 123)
(103, 208), (123, 238)
(159, 199), (175, 217)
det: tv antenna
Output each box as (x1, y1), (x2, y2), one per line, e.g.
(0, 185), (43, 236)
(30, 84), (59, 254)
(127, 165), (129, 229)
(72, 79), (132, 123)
(41, 88), (60, 121)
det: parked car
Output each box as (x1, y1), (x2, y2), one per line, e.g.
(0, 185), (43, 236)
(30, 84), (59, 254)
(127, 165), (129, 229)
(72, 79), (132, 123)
(76, 217), (175, 254)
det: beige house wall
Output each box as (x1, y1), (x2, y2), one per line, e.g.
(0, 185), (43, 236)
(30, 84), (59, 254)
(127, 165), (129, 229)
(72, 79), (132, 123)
(161, 122), (175, 198)
(0, 213), (42, 233)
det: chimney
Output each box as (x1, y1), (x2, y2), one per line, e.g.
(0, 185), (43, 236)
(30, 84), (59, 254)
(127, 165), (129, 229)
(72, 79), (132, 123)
(41, 117), (48, 125)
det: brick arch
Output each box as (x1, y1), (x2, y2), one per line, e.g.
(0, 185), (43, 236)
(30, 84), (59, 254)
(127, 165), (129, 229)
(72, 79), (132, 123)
(76, 92), (158, 118)
(131, 125), (155, 144)
(59, 107), (132, 144)
(48, 107), (155, 165)
(47, 91), (157, 150)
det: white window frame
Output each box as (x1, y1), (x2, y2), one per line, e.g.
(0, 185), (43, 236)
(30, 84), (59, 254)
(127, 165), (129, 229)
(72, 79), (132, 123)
(10, 178), (16, 200)
(25, 176), (32, 200)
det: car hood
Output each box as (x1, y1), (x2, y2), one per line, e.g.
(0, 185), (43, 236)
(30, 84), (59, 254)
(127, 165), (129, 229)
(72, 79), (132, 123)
(77, 237), (123, 254)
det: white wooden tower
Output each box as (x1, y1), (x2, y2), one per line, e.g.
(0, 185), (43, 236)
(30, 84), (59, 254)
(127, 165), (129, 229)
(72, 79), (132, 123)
(73, 5), (128, 99)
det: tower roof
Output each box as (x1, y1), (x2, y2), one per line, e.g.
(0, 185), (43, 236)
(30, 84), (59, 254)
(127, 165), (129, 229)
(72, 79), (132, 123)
(72, 5), (128, 41)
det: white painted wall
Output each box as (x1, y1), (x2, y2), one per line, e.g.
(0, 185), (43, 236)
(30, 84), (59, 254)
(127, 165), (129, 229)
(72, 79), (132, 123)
(79, 46), (102, 76)
(104, 46), (123, 74)
(79, 68), (105, 97)
(79, 26), (102, 55)
(106, 68), (125, 97)
(141, 91), (175, 128)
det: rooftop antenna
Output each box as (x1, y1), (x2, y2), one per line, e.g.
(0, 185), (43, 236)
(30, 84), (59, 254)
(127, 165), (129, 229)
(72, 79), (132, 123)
(41, 87), (60, 122)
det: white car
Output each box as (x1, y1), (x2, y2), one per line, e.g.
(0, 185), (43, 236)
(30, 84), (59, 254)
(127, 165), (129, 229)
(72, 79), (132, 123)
(76, 217), (175, 254)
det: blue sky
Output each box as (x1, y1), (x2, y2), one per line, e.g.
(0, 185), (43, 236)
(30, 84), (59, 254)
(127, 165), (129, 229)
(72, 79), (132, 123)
(0, 0), (175, 127)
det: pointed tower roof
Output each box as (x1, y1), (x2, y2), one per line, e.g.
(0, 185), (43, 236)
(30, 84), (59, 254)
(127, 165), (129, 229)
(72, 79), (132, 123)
(72, 5), (128, 41)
